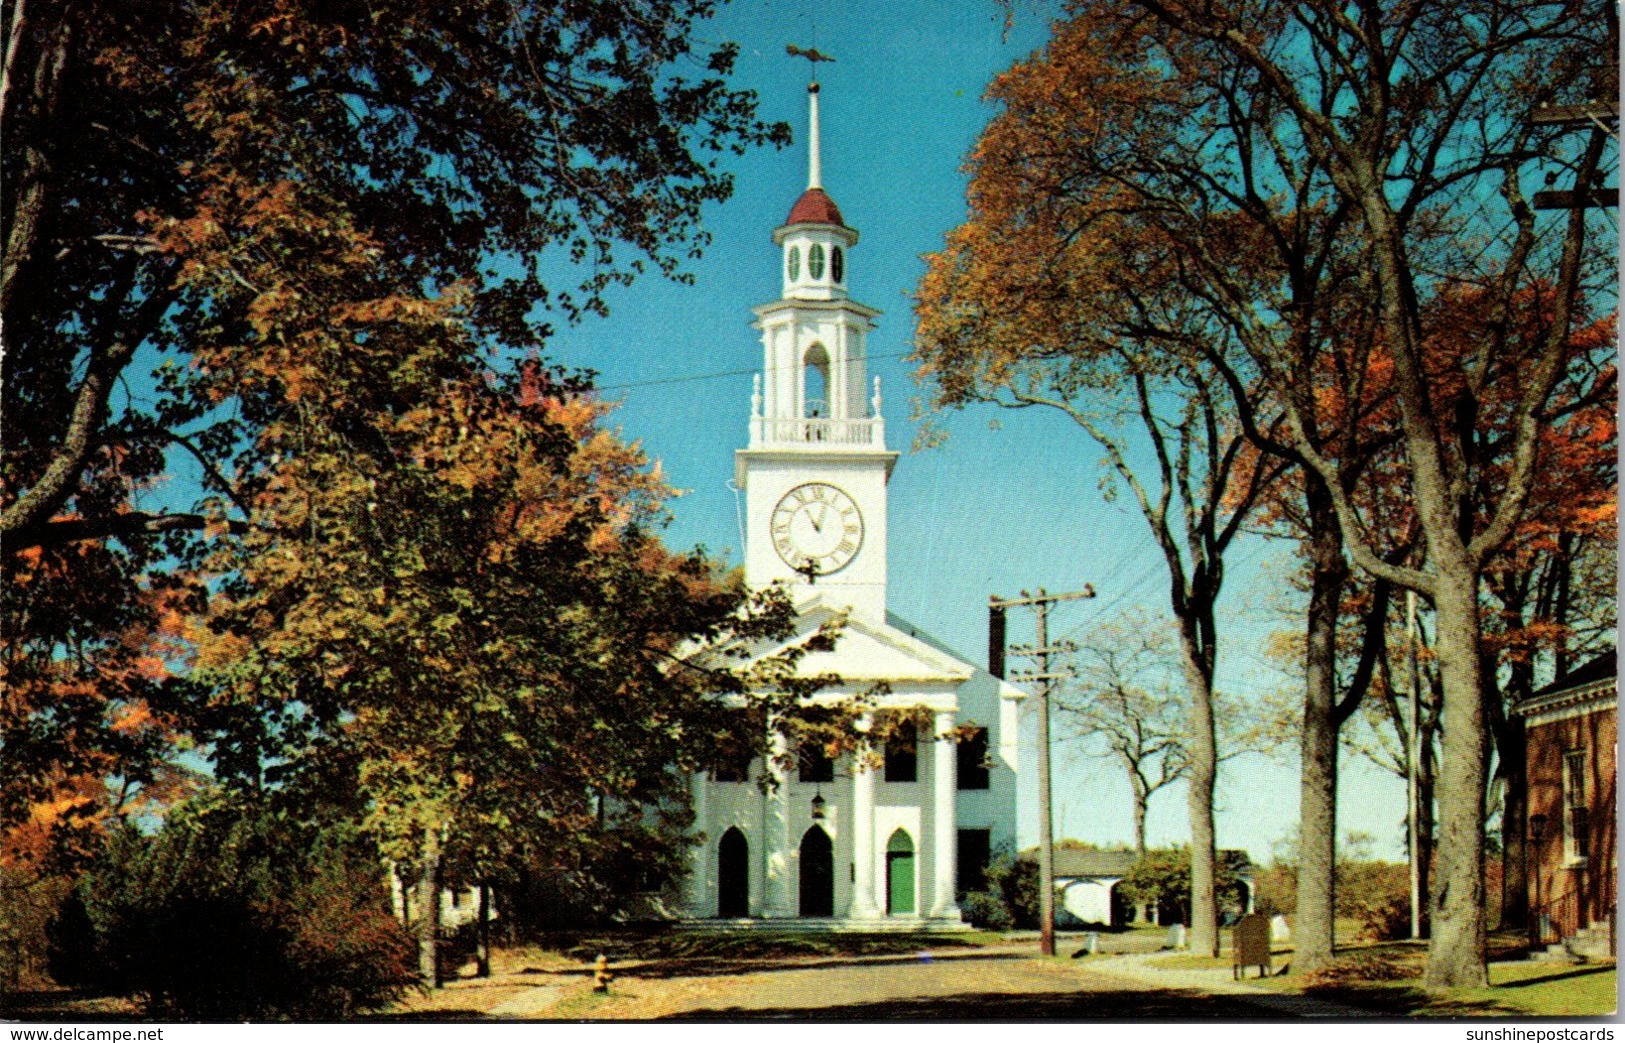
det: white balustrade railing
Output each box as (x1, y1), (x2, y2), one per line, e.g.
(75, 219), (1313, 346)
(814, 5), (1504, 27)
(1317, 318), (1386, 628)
(751, 415), (884, 447)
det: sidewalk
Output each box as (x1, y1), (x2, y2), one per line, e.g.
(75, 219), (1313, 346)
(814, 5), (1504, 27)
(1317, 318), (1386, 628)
(1082, 951), (1378, 1018)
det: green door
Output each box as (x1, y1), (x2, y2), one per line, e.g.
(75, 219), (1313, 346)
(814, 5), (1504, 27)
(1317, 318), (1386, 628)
(886, 830), (915, 915)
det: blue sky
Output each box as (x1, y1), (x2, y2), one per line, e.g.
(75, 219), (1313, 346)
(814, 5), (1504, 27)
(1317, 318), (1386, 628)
(119, 0), (1414, 864)
(534, 0), (1413, 863)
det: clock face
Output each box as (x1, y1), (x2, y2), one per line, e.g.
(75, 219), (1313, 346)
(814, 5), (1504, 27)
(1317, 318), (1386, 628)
(771, 482), (863, 576)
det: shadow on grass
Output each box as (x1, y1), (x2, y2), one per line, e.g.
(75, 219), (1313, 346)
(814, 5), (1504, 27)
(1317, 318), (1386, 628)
(540, 929), (991, 964)
(658, 986), (1288, 1021)
(1301, 983), (1512, 1017)
(611, 949), (1029, 982)
(1496, 965), (1616, 990)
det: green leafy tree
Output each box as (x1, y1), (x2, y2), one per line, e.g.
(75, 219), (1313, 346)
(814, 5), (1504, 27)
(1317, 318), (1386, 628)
(2, 0), (785, 875)
(1119, 847), (1250, 927)
(185, 348), (826, 983)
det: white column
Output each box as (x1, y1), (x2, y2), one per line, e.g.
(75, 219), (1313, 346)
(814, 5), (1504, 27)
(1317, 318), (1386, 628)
(687, 771), (710, 915)
(849, 715), (880, 918)
(762, 728), (793, 917)
(932, 710), (961, 918)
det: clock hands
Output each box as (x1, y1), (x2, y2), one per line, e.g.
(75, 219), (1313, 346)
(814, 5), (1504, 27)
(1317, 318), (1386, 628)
(772, 484), (861, 577)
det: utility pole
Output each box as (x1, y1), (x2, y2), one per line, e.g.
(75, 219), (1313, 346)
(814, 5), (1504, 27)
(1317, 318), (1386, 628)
(990, 586), (1094, 957)
(1529, 91), (1617, 212)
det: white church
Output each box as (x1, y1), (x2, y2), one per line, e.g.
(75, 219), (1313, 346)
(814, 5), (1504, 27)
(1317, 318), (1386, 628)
(678, 81), (1025, 928)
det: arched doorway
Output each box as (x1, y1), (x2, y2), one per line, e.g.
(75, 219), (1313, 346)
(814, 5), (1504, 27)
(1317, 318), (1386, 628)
(1109, 881), (1132, 929)
(717, 828), (749, 918)
(886, 829), (915, 915)
(799, 826), (834, 917)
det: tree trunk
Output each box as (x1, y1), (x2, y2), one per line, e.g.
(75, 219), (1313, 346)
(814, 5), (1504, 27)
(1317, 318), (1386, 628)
(1488, 570), (1536, 932)
(417, 828), (443, 988)
(1498, 724), (1528, 931)
(475, 883), (491, 979)
(1417, 707), (1437, 938)
(1177, 623), (1220, 958)
(1295, 490), (1347, 972)
(1423, 571), (1489, 989)
(1129, 762), (1150, 857)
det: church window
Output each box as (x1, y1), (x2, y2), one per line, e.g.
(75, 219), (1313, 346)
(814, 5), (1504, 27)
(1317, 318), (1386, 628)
(884, 723), (917, 783)
(808, 242), (826, 280)
(956, 829), (992, 898)
(1564, 749), (1589, 861)
(831, 245), (844, 283)
(787, 245), (800, 281)
(798, 743), (834, 783)
(957, 728), (990, 790)
(713, 723), (754, 782)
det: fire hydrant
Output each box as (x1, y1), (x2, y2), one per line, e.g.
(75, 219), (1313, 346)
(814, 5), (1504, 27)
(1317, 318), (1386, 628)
(592, 954), (614, 993)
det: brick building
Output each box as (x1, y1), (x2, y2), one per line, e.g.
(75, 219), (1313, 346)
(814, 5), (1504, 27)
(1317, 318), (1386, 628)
(1516, 654), (1616, 958)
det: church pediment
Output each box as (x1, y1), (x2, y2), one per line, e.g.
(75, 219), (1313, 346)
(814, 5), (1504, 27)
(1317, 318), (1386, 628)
(722, 596), (975, 687)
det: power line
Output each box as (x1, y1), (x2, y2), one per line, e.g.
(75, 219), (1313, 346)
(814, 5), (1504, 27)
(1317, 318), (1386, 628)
(589, 349), (917, 395)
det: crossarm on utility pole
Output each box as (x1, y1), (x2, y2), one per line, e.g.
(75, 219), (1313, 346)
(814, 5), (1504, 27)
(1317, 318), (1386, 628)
(989, 586), (1095, 957)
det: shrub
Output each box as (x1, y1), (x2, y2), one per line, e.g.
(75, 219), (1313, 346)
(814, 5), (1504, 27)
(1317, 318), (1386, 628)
(1338, 860), (1411, 942)
(1302, 951), (1412, 990)
(1356, 893), (1412, 943)
(960, 889), (1014, 931)
(1119, 847), (1250, 924)
(951, 849), (1036, 931)
(986, 851), (1039, 930)
(4, 869), (73, 991)
(1249, 861), (1296, 917)
(45, 891), (99, 989)
(1253, 832), (1418, 938)
(61, 792), (416, 1020)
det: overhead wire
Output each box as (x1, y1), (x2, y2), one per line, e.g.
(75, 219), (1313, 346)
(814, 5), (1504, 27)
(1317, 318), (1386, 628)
(587, 348), (919, 395)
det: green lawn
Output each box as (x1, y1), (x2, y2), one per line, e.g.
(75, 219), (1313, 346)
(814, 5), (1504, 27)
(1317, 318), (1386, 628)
(1252, 953), (1617, 1017)
(1138, 930), (1615, 1017)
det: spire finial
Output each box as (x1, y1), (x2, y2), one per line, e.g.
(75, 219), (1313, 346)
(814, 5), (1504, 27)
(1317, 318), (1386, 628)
(786, 45), (835, 191)
(807, 82), (822, 190)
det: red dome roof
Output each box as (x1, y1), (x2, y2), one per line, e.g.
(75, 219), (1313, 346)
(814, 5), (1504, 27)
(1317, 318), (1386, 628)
(786, 187), (845, 227)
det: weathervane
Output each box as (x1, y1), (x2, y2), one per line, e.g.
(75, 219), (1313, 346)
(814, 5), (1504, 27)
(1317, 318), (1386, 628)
(786, 43), (836, 66)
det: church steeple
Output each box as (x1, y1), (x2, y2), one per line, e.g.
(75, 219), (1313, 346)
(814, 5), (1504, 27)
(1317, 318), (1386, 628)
(751, 80), (880, 445)
(777, 82), (856, 303)
(739, 77), (895, 620)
